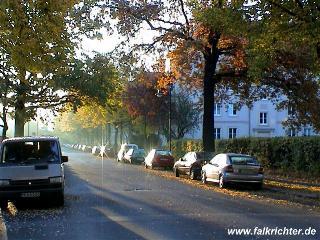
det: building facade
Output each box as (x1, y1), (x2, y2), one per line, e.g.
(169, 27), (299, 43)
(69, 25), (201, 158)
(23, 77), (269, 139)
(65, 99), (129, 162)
(186, 99), (316, 139)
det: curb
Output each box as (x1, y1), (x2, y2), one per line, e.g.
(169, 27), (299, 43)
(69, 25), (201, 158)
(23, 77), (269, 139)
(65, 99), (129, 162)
(0, 209), (7, 240)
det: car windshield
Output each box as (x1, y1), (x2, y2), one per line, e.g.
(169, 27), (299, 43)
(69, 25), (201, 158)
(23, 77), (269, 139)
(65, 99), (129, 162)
(156, 150), (171, 156)
(1, 140), (60, 164)
(229, 156), (259, 165)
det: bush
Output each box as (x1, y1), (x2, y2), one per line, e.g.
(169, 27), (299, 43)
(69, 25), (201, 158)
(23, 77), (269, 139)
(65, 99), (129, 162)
(172, 137), (320, 177)
(216, 137), (320, 177)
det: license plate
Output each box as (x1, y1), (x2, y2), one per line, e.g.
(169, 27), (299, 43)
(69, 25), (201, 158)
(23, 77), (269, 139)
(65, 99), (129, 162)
(239, 169), (254, 174)
(160, 158), (167, 161)
(21, 192), (40, 198)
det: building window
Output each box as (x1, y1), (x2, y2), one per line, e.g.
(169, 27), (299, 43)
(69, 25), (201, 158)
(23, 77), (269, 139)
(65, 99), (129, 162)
(214, 104), (222, 116)
(229, 128), (237, 139)
(303, 128), (311, 136)
(287, 129), (296, 137)
(259, 112), (267, 125)
(214, 128), (221, 139)
(228, 104), (237, 116)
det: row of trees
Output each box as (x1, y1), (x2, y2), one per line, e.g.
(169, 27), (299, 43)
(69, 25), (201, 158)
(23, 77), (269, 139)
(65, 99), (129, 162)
(54, 70), (201, 149)
(1, 1), (319, 153)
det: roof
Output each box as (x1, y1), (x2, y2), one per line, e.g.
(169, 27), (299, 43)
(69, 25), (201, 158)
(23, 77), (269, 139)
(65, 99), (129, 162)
(2, 136), (59, 143)
(224, 153), (252, 157)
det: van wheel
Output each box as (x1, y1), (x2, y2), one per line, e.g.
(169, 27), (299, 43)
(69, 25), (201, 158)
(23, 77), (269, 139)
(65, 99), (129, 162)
(0, 199), (7, 210)
(144, 163), (148, 169)
(54, 192), (64, 207)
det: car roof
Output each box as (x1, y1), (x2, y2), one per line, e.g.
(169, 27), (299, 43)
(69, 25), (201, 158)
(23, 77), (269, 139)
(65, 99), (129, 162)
(2, 136), (59, 143)
(224, 153), (252, 157)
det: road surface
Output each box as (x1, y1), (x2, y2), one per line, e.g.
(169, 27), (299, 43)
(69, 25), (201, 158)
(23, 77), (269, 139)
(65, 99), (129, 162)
(2, 148), (319, 240)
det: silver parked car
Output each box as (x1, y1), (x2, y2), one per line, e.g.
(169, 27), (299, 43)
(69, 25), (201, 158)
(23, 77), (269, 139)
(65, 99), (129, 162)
(201, 153), (264, 189)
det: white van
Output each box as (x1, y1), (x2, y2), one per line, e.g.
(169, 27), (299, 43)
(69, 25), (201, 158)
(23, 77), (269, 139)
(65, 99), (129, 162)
(0, 137), (68, 208)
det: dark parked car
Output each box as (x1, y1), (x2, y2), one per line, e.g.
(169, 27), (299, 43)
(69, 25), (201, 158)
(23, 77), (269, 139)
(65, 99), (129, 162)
(123, 148), (146, 164)
(144, 149), (174, 170)
(173, 151), (215, 180)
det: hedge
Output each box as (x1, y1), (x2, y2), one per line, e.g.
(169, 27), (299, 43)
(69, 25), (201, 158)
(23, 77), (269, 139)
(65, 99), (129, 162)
(171, 137), (320, 176)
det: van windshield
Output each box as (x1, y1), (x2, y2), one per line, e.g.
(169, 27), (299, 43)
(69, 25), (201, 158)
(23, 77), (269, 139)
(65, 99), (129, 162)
(1, 140), (60, 164)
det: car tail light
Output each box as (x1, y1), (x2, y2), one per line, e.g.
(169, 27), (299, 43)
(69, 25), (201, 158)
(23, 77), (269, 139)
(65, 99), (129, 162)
(224, 165), (234, 173)
(258, 167), (264, 174)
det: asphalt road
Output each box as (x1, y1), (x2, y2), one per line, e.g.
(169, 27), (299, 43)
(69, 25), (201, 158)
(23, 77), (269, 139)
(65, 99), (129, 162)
(2, 148), (319, 240)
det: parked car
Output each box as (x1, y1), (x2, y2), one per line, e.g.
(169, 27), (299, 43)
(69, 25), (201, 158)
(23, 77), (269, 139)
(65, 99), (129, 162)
(144, 149), (174, 170)
(117, 143), (139, 162)
(201, 153), (264, 189)
(123, 148), (146, 164)
(91, 146), (101, 155)
(173, 151), (215, 180)
(0, 137), (68, 208)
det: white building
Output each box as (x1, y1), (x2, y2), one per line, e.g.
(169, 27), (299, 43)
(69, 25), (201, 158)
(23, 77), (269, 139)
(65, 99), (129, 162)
(186, 99), (315, 139)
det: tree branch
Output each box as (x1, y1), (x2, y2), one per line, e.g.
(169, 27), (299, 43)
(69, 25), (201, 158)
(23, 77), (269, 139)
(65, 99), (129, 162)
(266, 0), (305, 21)
(295, 0), (304, 9)
(179, 0), (190, 26)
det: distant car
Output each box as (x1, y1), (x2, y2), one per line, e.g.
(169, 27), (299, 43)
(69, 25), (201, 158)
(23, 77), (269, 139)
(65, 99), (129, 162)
(144, 149), (174, 170)
(201, 153), (264, 189)
(123, 148), (146, 164)
(117, 144), (139, 162)
(173, 151), (215, 180)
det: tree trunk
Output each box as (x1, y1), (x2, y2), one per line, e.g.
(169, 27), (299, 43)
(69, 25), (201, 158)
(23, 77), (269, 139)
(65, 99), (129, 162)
(202, 36), (220, 152)
(1, 106), (8, 139)
(114, 127), (118, 149)
(15, 71), (27, 137)
(14, 103), (26, 137)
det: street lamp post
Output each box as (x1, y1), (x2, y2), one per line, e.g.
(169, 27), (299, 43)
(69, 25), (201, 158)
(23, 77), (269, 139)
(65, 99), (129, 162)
(156, 84), (173, 152)
(168, 84), (172, 152)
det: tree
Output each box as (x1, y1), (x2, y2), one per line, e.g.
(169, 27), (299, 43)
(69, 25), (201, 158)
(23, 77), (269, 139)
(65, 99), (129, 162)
(107, 0), (249, 151)
(170, 90), (201, 139)
(0, 0), (111, 136)
(123, 71), (166, 146)
(243, 1), (320, 131)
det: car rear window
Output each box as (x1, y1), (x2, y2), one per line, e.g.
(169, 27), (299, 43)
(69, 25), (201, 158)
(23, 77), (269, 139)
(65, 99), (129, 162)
(1, 140), (60, 164)
(134, 149), (145, 157)
(229, 156), (259, 165)
(155, 150), (171, 156)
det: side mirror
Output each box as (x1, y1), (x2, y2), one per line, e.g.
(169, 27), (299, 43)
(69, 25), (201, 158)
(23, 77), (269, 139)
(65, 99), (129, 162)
(178, 158), (182, 161)
(62, 156), (68, 163)
(204, 161), (208, 165)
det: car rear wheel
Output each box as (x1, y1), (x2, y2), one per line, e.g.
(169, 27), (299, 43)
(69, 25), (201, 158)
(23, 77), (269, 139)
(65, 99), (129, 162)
(201, 171), (207, 184)
(219, 174), (226, 188)
(174, 168), (179, 177)
(190, 169), (196, 180)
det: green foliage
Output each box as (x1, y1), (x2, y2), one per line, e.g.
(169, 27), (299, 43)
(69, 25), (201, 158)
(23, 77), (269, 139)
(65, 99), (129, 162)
(215, 137), (320, 176)
(171, 139), (203, 159)
(171, 137), (320, 176)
